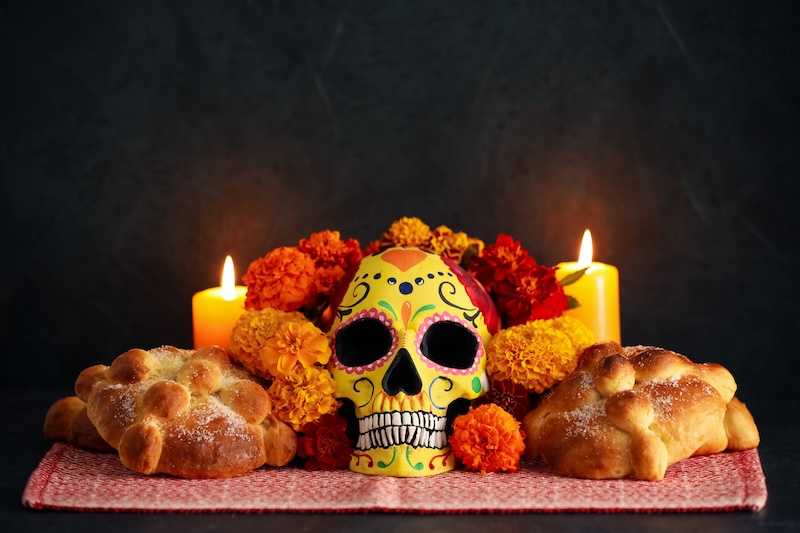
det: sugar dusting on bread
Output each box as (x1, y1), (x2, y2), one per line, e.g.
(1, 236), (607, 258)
(80, 345), (297, 478)
(620, 345), (656, 358)
(105, 382), (146, 425)
(563, 400), (606, 438)
(647, 379), (678, 417)
(171, 396), (255, 445)
(151, 346), (191, 378)
(523, 341), (759, 480)
(649, 375), (718, 421)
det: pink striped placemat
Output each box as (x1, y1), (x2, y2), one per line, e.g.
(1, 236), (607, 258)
(23, 444), (766, 513)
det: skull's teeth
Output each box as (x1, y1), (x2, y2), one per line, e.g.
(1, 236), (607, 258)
(355, 411), (448, 450)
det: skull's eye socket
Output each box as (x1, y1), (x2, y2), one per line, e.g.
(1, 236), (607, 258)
(420, 321), (478, 369)
(335, 318), (393, 367)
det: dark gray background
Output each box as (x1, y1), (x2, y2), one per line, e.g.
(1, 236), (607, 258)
(3, 0), (798, 432)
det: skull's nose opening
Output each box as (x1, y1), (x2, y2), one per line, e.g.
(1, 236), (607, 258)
(445, 398), (471, 435)
(381, 348), (422, 396)
(337, 398), (359, 445)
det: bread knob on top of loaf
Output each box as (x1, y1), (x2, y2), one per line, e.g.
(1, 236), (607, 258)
(70, 345), (296, 478)
(523, 342), (759, 480)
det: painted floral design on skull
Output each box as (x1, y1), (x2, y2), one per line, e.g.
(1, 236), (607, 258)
(329, 247), (498, 476)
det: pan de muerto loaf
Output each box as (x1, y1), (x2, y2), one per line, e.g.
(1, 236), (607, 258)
(523, 342), (759, 480)
(44, 396), (113, 452)
(76, 345), (297, 478)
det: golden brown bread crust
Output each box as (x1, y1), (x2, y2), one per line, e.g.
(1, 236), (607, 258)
(77, 345), (297, 478)
(44, 396), (113, 452)
(523, 342), (760, 480)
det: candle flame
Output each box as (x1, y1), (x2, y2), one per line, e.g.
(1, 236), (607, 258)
(221, 255), (237, 300)
(577, 229), (593, 267)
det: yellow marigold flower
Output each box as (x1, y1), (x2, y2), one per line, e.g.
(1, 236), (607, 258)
(261, 320), (331, 377)
(383, 216), (432, 247)
(229, 308), (305, 376)
(466, 236), (485, 257)
(550, 314), (595, 351)
(268, 366), (338, 431)
(487, 316), (594, 393)
(428, 225), (471, 261)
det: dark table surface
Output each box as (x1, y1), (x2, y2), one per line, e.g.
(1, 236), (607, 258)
(4, 387), (798, 532)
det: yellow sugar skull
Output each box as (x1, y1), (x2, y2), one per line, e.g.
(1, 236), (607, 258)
(329, 247), (499, 477)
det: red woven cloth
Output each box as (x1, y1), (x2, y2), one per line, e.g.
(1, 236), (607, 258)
(23, 444), (766, 513)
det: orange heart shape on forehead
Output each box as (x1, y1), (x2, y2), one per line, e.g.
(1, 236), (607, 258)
(380, 248), (428, 272)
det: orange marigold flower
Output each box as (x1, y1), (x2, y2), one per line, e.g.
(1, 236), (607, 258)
(229, 308), (305, 377)
(487, 316), (594, 393)
(449, 404), (525, 473)
(261, 320), (331, 377)
(312, 265), (346, 298)
(298, 230), (362, 298)
(383, 216), (432, 248)
(268, 366), (339, 431)
(243, 247), (316, 311)
(428, 225), (471, 261)
(298, 230), (360, 267)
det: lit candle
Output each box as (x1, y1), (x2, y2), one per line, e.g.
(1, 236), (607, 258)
(192, 255), (247, 349)
(557, 230), (621, 343)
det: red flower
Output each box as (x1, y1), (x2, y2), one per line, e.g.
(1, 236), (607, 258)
(523, 265), (568, 320)
(469, 234), (567, 327)
(497, 265), (567, 326)
(475, 379), (530, 421)
(469, 234), (536, 293)
(298, 414), (353, 470)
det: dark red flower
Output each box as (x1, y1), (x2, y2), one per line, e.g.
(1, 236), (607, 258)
(298, 413), (353, 470)
(475, 379), (531, 421)
(468, 234), (567, 327)
(524, 265), (568, 320)
(497, 264), (568, 326)
(468, 234), (537, 293)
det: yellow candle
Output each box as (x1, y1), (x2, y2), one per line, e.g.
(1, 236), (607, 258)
(557, 229), (621, 343)
(192, 255), (247, 349)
